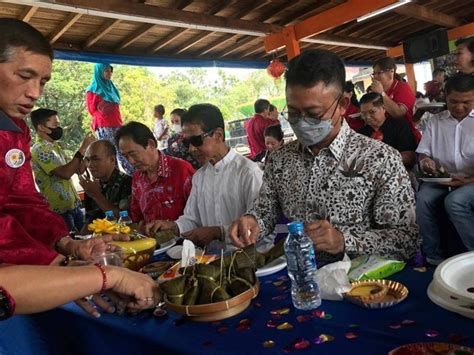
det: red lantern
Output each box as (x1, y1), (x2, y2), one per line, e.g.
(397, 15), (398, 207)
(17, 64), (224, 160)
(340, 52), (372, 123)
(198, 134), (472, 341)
(266, 59), (286, 79)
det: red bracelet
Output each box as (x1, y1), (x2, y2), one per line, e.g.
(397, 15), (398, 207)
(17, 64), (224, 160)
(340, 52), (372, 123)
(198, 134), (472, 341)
(94, 263), (107, 292)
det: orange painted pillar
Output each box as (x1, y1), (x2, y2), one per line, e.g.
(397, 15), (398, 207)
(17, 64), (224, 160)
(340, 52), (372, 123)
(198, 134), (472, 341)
(283, 26), (300, 59)
(404, 62), (416, 93)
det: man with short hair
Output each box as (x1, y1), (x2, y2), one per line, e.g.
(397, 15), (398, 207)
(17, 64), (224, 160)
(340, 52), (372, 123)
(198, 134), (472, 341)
(80, 139), (132, 226)
(30, 108), (94, 232)
(146, 104), (264, 251)
(153, 104), (169, 150)
(230, 49), (419, 263)
(245, 98), (277, 159)
(0, 18), (117, 266)
(416, 73), (474, 265)
(116, 122), (195, 224)
(358, 92), (417, 168)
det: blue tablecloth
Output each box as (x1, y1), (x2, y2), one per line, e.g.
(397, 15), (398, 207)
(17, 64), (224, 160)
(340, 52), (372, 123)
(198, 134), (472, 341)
(1, 266), (473, 355)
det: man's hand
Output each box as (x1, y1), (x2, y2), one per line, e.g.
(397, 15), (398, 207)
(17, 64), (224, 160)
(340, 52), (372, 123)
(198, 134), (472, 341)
(59, 234), (130, 261)
(419, 157), (438, 174)
(229, 215), (260, 248)
(304, 220), (344, 255)
(440, 175), (474, 187)
(144, 220), (177, 236)
(181, 227), (222, 247)
(78, 174), (102, 198)
(79, 134), (96, 155)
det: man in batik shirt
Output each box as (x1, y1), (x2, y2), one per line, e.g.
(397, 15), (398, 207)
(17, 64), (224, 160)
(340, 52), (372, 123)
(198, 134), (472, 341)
(230, 49), (419, 263)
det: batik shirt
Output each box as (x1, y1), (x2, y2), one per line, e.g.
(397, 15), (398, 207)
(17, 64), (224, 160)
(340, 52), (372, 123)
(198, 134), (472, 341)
(247, 121), (419, 262)
(31, 138), (81, 213)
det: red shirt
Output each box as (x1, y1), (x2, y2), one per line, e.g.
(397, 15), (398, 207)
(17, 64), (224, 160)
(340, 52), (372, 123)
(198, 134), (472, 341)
(385, 80), (421, 143)
(86, 91), (122, 131)
(130, 153), (195, 224)
(245, 114), (278, 159)
(344, 103), (364, 131)
(0, 112), (68, 265)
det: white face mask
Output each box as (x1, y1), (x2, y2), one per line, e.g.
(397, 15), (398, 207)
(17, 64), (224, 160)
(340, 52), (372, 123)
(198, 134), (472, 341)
(290, 118), (334, 147)
(172, 124), (182, 134)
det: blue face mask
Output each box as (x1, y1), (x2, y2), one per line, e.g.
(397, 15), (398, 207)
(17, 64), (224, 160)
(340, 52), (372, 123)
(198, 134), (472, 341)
(290, 118), (333, 147)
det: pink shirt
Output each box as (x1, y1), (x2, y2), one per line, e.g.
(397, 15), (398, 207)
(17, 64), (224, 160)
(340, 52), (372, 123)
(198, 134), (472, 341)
(245, 114), (278, 159)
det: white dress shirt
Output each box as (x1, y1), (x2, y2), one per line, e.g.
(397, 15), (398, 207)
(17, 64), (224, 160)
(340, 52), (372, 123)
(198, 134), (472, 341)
(416, 109), (474, 176)
(176, 148), (265, 251)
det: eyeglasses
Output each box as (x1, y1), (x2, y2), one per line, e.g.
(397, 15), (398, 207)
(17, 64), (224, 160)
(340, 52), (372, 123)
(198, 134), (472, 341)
(372, 69), (393, 76)
(360, 108), (380, 119)
(182, 130), (214, 149)
(282, 95), (342, 124)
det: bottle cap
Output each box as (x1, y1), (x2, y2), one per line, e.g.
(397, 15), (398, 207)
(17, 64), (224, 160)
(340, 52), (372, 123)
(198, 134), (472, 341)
(287, 221), (304, 234)
(105, 210), (114, 218)
(119, 210), (128, 218)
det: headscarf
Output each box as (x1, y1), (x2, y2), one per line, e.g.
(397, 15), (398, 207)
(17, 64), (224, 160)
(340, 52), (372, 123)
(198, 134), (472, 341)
(86, 63), (120, 104)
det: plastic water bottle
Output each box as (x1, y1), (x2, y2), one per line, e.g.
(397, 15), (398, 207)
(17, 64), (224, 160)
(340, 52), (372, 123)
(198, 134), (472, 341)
(118, 210), (132, 225)
(284, 221), (321, 310)
(105, 210), (116, 222)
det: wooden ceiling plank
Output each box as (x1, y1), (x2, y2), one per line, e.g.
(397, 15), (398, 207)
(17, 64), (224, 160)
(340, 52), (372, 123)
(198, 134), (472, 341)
(48, 12), (82, 44)
(149, 28), (190, 53)
(174, 31), (212, 54)
(84, 19), (121, 48)
(20, 6), (38, 22)
(49, 0), (281, 36)
(220, 36), (257, 57)
(393, 3), (462, 27)
(117, 24), (155, 50)
(264, 0), (400, 52)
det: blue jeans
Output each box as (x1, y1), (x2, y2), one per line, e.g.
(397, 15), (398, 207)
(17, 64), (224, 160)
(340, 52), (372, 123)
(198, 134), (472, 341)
(60, 207), (84, 233)
(416, 183), (474, 263)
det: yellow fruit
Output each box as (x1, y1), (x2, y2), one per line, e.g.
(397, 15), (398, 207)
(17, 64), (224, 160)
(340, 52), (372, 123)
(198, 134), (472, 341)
(110, 238), (156, 254)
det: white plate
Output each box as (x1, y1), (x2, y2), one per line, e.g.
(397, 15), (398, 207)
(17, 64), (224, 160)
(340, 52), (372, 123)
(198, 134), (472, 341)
(420, 177), (452, 183)
(434, 251), (474, 302)
(153, 239), (177, 256)
(427, 281), (474, 319)
(348, 112), (361, 119)
(256, 255), (287, 277)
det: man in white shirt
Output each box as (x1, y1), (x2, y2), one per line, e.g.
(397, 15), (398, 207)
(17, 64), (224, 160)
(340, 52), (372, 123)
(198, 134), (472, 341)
(416, 73), (474, 265)
(146, 103), (264, 251)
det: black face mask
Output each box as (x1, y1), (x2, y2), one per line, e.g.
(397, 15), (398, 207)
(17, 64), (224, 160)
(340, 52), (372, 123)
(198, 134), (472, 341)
(46, 126), (63, 141)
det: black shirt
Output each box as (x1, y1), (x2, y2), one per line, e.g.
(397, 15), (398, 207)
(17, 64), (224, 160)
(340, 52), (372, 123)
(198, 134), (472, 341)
(358, 117), (417, 153)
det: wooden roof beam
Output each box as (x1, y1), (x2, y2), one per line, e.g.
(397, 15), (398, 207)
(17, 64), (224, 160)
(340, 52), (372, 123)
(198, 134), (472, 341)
(174, 31), (213, 54)
(264, 0), (401, 53)
(148, 28), (190, 53)
(117, 24), (155, 50)
(48, 13), (82, 44)
(44, 0), (280, 36)
(393, 3), (462, 28)
(387, 22), (474, 58)
(19, 6), (38, 22)
(221, 37), (258, 57)
(84, 19), (121, 48)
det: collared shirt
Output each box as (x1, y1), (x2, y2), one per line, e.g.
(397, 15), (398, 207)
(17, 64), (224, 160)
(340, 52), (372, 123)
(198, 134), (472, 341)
(247, 120), (419, 262)
(176, 149), (263, 250)
(130, 153), (195, 223)
(31, 138), (81, 213)
(154, 118), (169, 150)
(84, 169), (132, 223)
(358, 117), (417, 154)
(0, 111), (67, 265)
(86, 92), (122, 131)
(416, 109), (474, 176)
(385, 79), (420, 142)
(245, 114), (278, 159)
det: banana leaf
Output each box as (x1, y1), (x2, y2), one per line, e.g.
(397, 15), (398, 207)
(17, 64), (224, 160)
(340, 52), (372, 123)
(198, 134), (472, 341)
(160, 275), (186, 305)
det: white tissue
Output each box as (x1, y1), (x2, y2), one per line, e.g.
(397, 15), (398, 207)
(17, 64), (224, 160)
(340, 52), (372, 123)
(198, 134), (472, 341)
(315, 254), (352, 301)
(181, 239), (196, 268)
